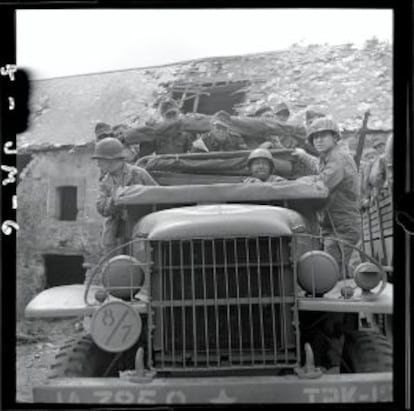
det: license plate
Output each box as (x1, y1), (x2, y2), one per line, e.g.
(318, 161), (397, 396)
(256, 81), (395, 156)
(34, 373), (393, 403)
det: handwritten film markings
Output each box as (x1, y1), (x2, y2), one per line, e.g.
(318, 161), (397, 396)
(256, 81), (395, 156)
(1, 62), (19, 231)
(1, 64), (19, 234)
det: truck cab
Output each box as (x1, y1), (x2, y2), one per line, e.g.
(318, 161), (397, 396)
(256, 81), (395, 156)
(25, 149), (393, 404)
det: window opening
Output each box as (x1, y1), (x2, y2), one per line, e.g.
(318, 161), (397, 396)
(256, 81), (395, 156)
(56, 186), (78, 221)
(170, 80), (249, 115)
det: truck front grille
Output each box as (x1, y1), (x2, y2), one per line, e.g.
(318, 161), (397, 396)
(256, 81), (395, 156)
(149, 237), (299, 371)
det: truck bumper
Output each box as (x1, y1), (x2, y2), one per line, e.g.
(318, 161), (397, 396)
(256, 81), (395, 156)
(34, 372), (392, 404)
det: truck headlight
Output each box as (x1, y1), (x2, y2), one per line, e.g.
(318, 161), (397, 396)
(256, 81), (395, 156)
(297, 251), (339, 296)
(353, 262), (381, 291)
(102, 255), (145, 300)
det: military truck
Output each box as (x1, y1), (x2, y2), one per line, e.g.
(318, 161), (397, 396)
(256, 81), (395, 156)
(25, 149), (393, 404)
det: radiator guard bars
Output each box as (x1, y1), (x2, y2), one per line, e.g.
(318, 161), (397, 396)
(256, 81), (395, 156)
(148, 237), (300, 372)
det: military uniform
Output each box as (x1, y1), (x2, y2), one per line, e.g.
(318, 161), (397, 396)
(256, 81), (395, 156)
(317, 144), (361, 273)
(97, 163), (157, 252)
(122, 119), (195, 157)
(297, 118), (362, 276)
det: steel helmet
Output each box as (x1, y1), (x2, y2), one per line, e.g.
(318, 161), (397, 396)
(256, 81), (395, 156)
(307, 117), (341, 145)
(274, 102), (290, 116)
(92, 137), (126, 160)
(247, 148), (275, 171)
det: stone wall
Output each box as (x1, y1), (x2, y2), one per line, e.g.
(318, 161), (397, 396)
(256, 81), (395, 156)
(16, 147), (102, 317)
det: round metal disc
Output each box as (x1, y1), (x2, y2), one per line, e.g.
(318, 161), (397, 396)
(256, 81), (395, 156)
(90, 301), (142, 353)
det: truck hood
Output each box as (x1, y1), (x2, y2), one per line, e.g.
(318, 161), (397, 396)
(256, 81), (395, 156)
(133, 204), (307, 240)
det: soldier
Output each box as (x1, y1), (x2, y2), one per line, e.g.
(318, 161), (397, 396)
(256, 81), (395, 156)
(359, 148), (378, 209)
(155, 99), (194, 154)
(253, 105), (285, 150)
(216, 109), (317, 155)
(112, 123), (140, 164)
(274, 102), (290, 123)
(294, 118), (361, 278)
(296, 118), (362, 373)
(305, 108), (326, 127)
(191, 111), (248, 152)
(92, 138), (158, 255)
(95, 122), (114, 140)
(243, 148), (286, 183)
(119, 98), (194, 156)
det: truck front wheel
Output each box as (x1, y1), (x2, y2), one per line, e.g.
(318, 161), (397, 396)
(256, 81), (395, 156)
(50, 335), (123, 377)
(341, 330), (393, 373)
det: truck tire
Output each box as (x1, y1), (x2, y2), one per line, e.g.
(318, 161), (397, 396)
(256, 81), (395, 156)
(50, 335), (120, 377)
(341, 330), (393, 373)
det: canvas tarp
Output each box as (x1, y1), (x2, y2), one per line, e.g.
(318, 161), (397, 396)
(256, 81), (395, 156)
(137, 149), (294, 177)
(115, 178), (329, 206)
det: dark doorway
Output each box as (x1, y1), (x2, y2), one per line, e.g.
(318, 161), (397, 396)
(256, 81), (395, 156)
(44, 254), (86, 287)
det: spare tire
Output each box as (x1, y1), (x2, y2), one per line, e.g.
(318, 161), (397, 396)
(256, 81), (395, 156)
(341, 330), (393, 373)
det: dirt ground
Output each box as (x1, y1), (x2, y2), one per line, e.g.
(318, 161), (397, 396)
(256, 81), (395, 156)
(16, 318), (85, 403)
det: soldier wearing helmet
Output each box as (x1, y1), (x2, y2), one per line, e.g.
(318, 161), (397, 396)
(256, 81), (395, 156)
(243, 148), (286, 183)
(95, 122), (114, 140)
(155, 99), (194, 154)
(299, 118), (361, 278)
(191, 111), (248, 152)
(120, 98), (195, 157)
(112, 123), (140, 164)
(92, 138), (157, 254)
(305, 107), (326, 127)
(253, 105), (285, 150)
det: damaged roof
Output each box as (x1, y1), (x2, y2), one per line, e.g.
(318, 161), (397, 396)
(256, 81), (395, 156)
(18, 40), (392, 151)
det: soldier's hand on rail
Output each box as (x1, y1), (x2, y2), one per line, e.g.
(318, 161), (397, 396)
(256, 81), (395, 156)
(192, 138), (209, 152)
(291, 148), (307, 157)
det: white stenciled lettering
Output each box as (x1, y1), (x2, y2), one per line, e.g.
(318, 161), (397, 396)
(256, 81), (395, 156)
(341, 386), (356, 402)
(0, 64), (17, 81)
(2, 220), (19, 235)
(321, 387), (340, 403)
(3, 141), (17, 154)
(12, 195), (17, 209)
(303, 387), (320, 403)
(9, 96), (15, 111)
(1, 165), (17, 186)
(166, 390), (187, 403)
(137, 390), (156, 404)
(114, 390), (135, 403)
(93, 390), (113, 403)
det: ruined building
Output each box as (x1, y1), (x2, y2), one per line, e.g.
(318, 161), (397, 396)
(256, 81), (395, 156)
(16, 40), (392, 316)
